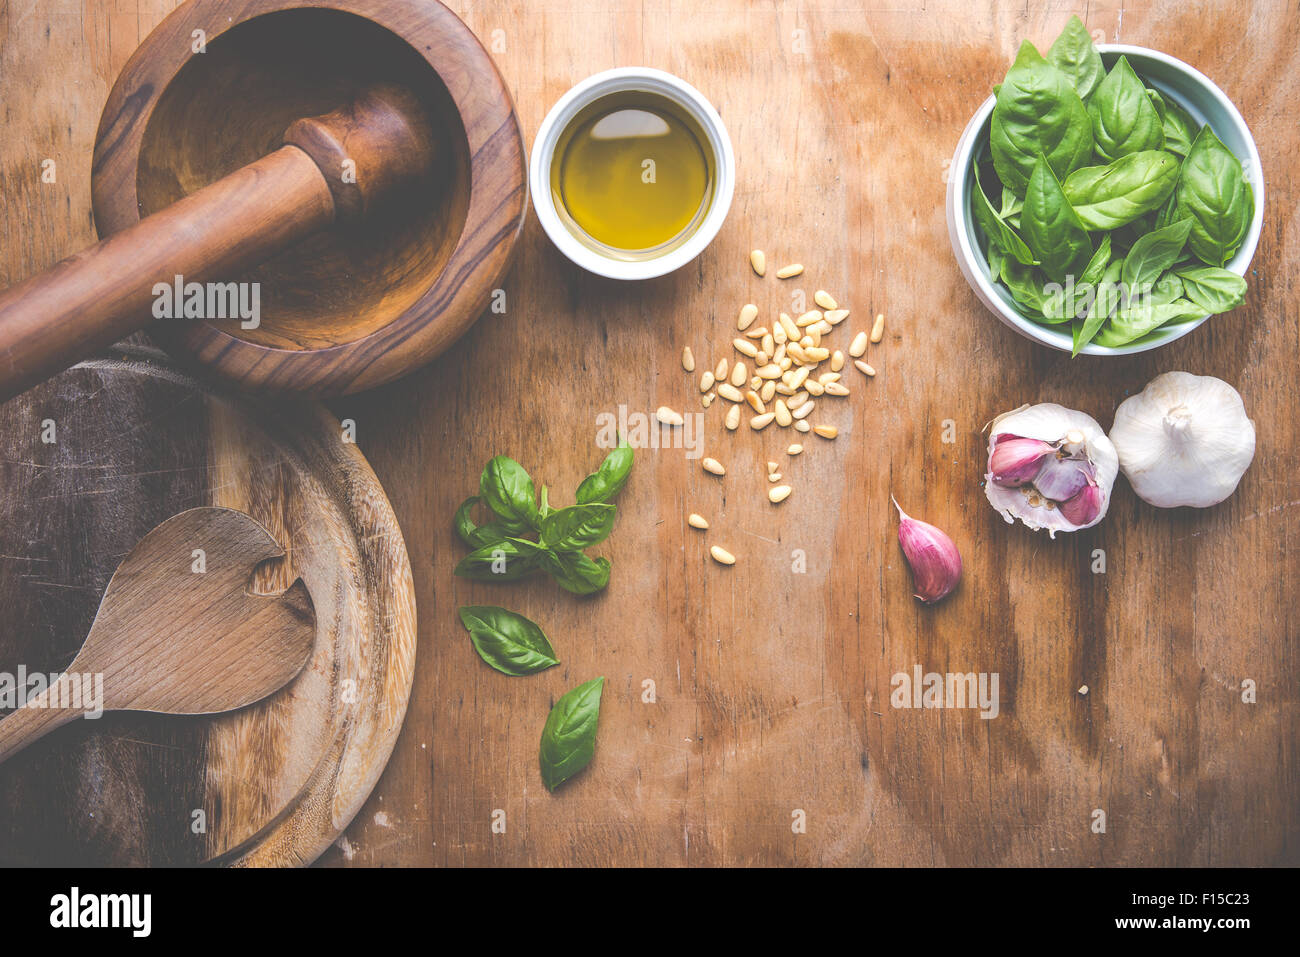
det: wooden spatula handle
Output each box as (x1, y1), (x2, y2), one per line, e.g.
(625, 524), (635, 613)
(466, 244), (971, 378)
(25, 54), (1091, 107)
(0, 84), (435, 403)
(0, 146), (334, 403)
(0, 674), (90, 764)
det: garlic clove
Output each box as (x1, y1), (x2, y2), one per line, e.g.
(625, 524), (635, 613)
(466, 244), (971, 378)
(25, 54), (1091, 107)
(1060, 480), (1102, 526)
(892, 497), (962, 604)
(1109, 371), (1255, 508)
(989, 436), (1055, 487)
(1031, 455), (1093, 503)
(983, 403), (1118, 537)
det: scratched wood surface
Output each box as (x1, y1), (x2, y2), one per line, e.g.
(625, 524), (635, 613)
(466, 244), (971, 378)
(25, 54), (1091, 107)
(1, 0), (1296, 866)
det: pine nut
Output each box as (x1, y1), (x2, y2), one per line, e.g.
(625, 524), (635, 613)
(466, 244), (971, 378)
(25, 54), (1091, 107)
(768, 472), (782, 483)
(814, 290), (837, 310)
(750, 412), (776, 430)
(702, 394), (713, 409)
(789, 390), (810, 407)
(738, 303), (759, 331)
(795, 420), (811, 433)
(730, 361), (748, 386)
(774, 399), (792, 427)
(778, 357), (792, 371)
(871, 312), (885, 343)
(796, 310), (822, 327)
(775, 383), (795, 395)
(700, 370), (715, 393)
(710, 545), (736, 565)
(725, 404), (741, 430)
(773, 323), (787, 346)
(831, 351), (845, 372)
(813, 424), (838, 439)
(767, 460), (779, 473)
(824, 382), (851, 396)
(772, 342), (787, 365)
(760, 380), (777, 403)
(804, 347), (830, 362)
(791, 399), (815, 420)
(688, 513), (709, 529)
(733, 337), (758, 358)
(717, 383), (743, 402)
(809, 320), (832, 337)
(824, 309), (850, 325)
(756, 363), (782, 379)
(682, 346), (695, 372)
(789, 367), (810, 391)
(778, 313), (800, 341)
(750, 375), (762, 390)
(761, 333), (775, 355)
(716, 357), (728, 380)
(819, 372), (842, 384)
(799, 335), (814, 349)
(787, 444), (803, 455)
(754, 351), (770, 366)
(786, 343), (808, 364)
(745, 325), (768, 339)
(657, 406), (684, 426)
(854, 360), (876, 377)
(805, 378), (824, 396)
(703, 457), (726, 475)
(769, 485), (793, 503)
(849, 331), (868, 357)
(746, 390), (766, 413)
(750, 250), (766, 277)
(775, 263), (803, 279)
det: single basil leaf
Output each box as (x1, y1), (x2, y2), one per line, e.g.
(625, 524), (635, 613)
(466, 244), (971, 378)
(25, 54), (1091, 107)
(541, 503), (616, 551)
(1095, 297), (1205, 346)
(458, 605), (559, 676)
(987, 242), (1006, 279)
(1175, 266), (1247, 313)
(998, 186), (1023, 220)
(1080, 234), (1113, 285)
(1120, 218), (1193, 293)
(1146, 88), (1167, 121)
(973, 161), (1038, 266)
(543, 550), (611, 595)
(539, 677), (604, 792)
(1089, 56), (1165, 161)
(990, 41), (1093, 197)
(1160, 96), (1199, 158)
(479, 455), (541, 531)
(1047, 15), (1104, 101)
(998, 259), (1049, 316)
(1063, 150), (1180, 230)
(1022, 154), (1093, 284)
(453, 495), (514, 549)
(1073, 259), (1125, 355)
(454, 537), (546, 582)
(575, 438), (634, 505)
(1174, 125), (1254, 267)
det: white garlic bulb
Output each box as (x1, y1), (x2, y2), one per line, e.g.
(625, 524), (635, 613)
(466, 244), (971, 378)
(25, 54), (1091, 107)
(1109, 372), (1255, 508)
(984, 403), (1119, 537)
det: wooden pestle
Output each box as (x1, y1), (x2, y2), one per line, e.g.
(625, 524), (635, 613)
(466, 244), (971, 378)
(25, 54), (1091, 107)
(0, 84), (435, 402)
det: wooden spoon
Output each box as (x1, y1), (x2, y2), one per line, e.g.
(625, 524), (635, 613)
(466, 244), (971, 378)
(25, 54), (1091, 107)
(0, 507), (315, 763)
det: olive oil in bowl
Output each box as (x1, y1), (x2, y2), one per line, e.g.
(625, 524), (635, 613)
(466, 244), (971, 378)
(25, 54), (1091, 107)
(550, 91), (715, 259)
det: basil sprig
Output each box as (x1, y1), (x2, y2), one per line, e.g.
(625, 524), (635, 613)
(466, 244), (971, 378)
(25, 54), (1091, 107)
(971, 15), (1253, 353)
(452, 439), (632, 594)
(539, 677), (604, 792)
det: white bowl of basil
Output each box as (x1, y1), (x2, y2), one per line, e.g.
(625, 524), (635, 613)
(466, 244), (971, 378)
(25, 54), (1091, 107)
(947, 18), (1264, 356)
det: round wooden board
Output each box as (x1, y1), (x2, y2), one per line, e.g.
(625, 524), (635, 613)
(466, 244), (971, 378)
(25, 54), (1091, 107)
(0, 349), (416, 866)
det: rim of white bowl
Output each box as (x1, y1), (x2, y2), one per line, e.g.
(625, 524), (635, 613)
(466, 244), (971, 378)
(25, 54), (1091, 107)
(947, 44), (1265, 356)
(530, 67), (736, 281)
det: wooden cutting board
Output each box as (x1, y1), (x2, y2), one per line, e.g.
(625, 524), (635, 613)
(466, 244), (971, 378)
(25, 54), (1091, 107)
(0, 348), (416, 866)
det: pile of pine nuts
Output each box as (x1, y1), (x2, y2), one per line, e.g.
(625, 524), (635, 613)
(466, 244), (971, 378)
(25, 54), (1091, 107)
(665, 250), (888, 565)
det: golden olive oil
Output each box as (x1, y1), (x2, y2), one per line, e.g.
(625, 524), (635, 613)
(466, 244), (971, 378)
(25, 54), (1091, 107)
(551, 91), (714, 258)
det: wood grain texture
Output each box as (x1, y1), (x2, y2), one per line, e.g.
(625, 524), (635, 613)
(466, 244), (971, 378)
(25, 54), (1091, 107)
(0, 352), (416, 865)
(2, 0), (1297, 867)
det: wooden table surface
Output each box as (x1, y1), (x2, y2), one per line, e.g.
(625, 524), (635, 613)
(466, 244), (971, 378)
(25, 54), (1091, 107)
(2, 0), (1296, 867)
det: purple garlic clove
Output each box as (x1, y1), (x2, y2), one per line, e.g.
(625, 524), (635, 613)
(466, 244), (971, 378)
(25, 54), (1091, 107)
(1032, 455), (1093, 503)
(892, 497), (962, 604)
(989, 436), (1055, 487)
(1060, 481), (1103, 526)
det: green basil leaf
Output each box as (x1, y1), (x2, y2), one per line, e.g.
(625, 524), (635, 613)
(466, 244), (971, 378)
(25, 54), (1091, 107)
(1174, 125), (1254, 267)
(458, 605), (559, 676)
(1044, 235), (1112, 325)
(998, 186), (1023, 220)
(998, 259), (1049, 316)
(973, 161), (1038, 266)
(541, 503), (616, 551)
(453, 496), (514, 549)
(1160, 96), (1199, 158)
(1095, 297), (1205, 346)
(1063, 150), (1180, 231)
(1175, 266), (1247, 313)
(1022, 154), (1093, 284)
(990, 41), (1093, 197)
(575, 438), (634, 504)
(543, 550), (611, 595)
(1072, 259), (1125, 355)
(1120, 218), (1192, 293)
(454, 537), (546, 582)
(479, 455), (541, 531)
(1080, 233), (1113, 285)
(1047, 15), (1104, 101)
(1088, 56), (1165, 161)
(539, 677), (604, 792)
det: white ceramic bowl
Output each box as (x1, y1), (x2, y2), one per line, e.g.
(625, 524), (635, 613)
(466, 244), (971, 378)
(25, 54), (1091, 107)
(947, 45), (1265, 355)
(530, 67), (735, 280)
